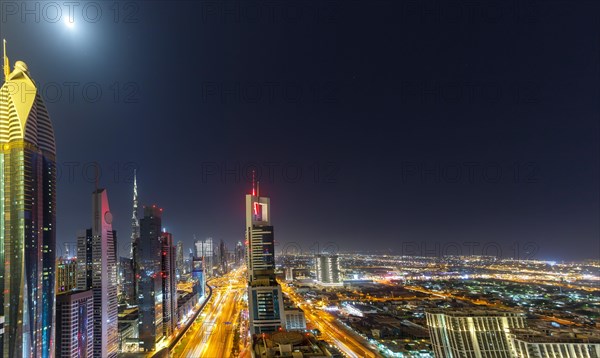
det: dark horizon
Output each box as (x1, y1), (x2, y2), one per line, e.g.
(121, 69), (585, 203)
(1, 0), (598, 262)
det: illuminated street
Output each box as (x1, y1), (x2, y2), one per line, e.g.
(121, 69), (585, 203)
(174, 267), (247, 358)
(281, 283), (383, 358)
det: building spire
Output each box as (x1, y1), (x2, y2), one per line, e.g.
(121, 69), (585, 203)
(252, 170), (256, 196)
(130, 169), (139, 255)
(3, 39), (9, 80)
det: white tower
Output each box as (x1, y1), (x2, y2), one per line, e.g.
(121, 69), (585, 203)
(92, 189), (119, 357)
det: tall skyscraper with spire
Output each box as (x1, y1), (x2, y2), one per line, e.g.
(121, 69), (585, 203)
(90, 189), (119, 357)
(0, 40), (57, 357)
(131, 170), (139, 255)
(246, 177), (285, 334)
(129, 170), (140, 305)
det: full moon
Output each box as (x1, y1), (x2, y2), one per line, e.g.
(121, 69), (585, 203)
(64, 17), (75, 30)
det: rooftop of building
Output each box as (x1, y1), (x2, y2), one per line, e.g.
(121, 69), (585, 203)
(510, 328), (600, 344)
(426, 308), (524, 317)
(252, 332), (332, 357)
(56, 289), (92, 300)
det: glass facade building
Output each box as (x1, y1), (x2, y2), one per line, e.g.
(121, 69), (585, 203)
(0, 53), (57, 357)
(137, 206), (164, 351)
(245, 186), (285, 334)
(91, 189), (119, 357)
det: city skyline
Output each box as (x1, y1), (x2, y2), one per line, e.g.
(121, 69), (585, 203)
(0, 2), (599, 357)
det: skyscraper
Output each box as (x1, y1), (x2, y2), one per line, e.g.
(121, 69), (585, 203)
(138, 206), (164, 351)
(160, 231), (177, 338)
(55, 289), (94, 358)
(130, 171), (140, 303)
(131, 170), (139, 254)
(204, 237), (214, 277)
(176, 240), (184, 277)
(246, 181), (285, 334)
(194, 237), (214, 277)
(194, 237), (202, 259)
(0, 40), (57, 357)
(235, 240), (244, 266)
(118, 256), (135, 304)
(191, 256), (205, 299)
(56, 257), (78, 293)
(76, 229), (93, 291)
(314, 254), (342, 285)
(219, 239), (228, 274)
(90, 189), (119, 357)
(426, 309), (526, 358)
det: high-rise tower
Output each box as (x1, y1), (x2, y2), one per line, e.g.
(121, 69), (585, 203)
(138, 205), (164, 351)
(314, 254), (342, 285)
(0, 40), (57, 357)
(175, 240), (184, 276)
(160, 231), (177, 338)
(130, 170), (140, 303)
(219, 239), (227, 274)
(90, 189), (119, 357)
(131, 170), (139, 255)
(245, 179), (285, 334)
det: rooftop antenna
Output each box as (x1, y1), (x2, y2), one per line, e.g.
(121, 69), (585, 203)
(3, 39), (9, 80)
(252, 170), (256, 196)
(257, 180), (260, 197)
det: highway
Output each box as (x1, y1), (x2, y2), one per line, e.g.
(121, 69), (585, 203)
(281, 283), (383, 358)
(175, 267), (247, 358)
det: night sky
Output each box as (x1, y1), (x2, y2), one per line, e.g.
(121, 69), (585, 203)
(1, 0), (598, 261)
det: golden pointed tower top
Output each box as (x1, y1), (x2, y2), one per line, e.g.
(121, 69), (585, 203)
(3, 39), (9, 80)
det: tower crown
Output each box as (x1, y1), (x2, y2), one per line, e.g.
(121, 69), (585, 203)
(14, 60), (28, 73)
(3, 39), (9, 79)
(0, 43), (56, 155)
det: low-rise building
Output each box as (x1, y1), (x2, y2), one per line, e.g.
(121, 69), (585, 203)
(510, 329), (600, 358)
